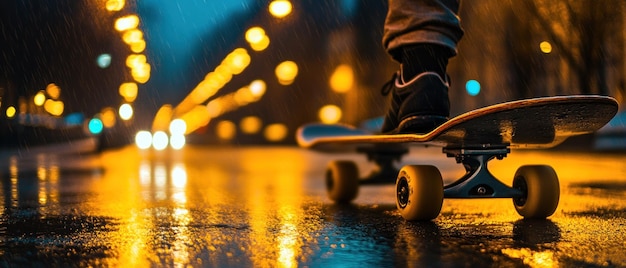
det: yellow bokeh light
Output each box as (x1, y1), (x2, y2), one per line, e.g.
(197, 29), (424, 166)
(106, 0), (125, 12)
(44, 99), (64, 116)
(249, 80), (267, 97)
(131, 63), (151, 84)
(275, 61), (298, 85)
(329, 64), (354, 93)
(245, 27), (266, 44)
(126, 54), (146, 68)
(130, 40), (146, 53)
(46, 83), (61, 100)
(122, 29), (143, 45)
(114, 15), (139, 32)
(215, 66), (235, 82)
(190, 79), (217, 104)
(119, 103), (134, 120)
(250, 35), (270, 52)
(269, 0), (292, 18)
(234, 87), (254, 105)
(216, 120), (237, 141)
(240, 116), (262, 134)
(264, 123), (288, 142)
(34, 91), (46, 106)
(100, 107), (117, 128)
(540, 41), (552, 54)
(119, 82), (138, 102)
(319, 105), (342, 124)
(179, 105), (211, 134)
(152, 105), (173, 132)
(6, 106), (16, 118)
(173, 48), (251, 117)
(206, 100), (223, 118)
(224, 49), (251, 75)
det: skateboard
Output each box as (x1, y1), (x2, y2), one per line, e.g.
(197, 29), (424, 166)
(297, 95), (619, 221)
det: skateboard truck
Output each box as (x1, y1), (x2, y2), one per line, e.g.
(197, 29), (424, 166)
(442, 146), (523, 198)
(356, 145), (408, 185)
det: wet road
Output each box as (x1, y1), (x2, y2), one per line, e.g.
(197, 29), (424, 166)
(0, 145), (625, 267)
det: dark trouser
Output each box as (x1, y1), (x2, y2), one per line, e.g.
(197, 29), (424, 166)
(383, 0), (464, 62)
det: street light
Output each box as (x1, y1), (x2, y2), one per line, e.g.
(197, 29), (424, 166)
(269, 0), (292, 18)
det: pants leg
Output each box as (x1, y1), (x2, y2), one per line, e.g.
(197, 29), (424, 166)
(383, 0), (464, 61)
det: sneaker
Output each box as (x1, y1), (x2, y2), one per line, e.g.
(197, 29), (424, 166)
(380, 71), (450, 134)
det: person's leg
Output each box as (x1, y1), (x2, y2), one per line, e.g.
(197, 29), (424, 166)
(380, 0), (463, 134)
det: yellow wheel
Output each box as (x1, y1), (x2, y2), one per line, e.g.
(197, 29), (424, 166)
(395, 165), (443, 221)
(512, 165), (560, 219)
(326, 160), (359, 203)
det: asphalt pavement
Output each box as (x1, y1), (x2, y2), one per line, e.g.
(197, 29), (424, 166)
(0, 145), (625, 267)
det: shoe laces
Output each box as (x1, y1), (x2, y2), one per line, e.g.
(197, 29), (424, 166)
(380, 72), (398, 96)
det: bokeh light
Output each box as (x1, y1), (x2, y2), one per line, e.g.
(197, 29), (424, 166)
(130, 40), (146, 53)
(540, 41), (553, 54)
(240, 116), (262, 134)
(170, 134), (186, 150)
(152, 131), (169, 150)
(245, 27), (265, 44)
(126, 54), (146, 68)
(264, 123), (288, 142)
(269, 0), (292, 18)
(275, 61), (298, 85)
(6, 106), (16, 118)
(114, 15), (139, 32)
(180, 105), (211, 134)
(466, 80), (481, 96)
(152, 105), (173, 132)
(88, 118), (104, 135)
(100, 107), (117, 128)
(106, 0), (125, 11)
(319, 105), (342, 124)
(329, 64), (354, 93)
(249, 80), (267, 97)
(44, 99), (64, 116)
(245, 26), (270, 52)
(126, 54), (151, 84)
(135, 130), (152, 149)
(34, 91), (46, 106)
(122, 29), (143, 45)
(119, 103), (134, 120)
(174, 48), (251, 118)
(169, 119), (187, 136)
(216, 120), (237, 141)
(250, 35), (270, 52)
(64, 112), (84, 126)
(97, 54), (112, 68)
(119, 82), (138, 103)
(46, 83), (61, 100)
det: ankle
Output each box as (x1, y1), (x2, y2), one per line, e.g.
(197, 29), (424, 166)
(400, 44), (452, 80)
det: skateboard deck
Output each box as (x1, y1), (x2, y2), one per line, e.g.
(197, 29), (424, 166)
(297, 95), (618, 151)
(297, 95), (619, 221)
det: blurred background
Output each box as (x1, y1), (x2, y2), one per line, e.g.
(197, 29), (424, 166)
(1, 0), (625, 152)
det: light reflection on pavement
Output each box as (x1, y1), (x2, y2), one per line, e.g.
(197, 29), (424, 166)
(0, 145), (625, 267)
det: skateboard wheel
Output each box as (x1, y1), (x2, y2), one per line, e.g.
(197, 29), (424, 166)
(326, 160), (359, 203)
(395, 165), (443, 221)
(512, 165), (560, 219)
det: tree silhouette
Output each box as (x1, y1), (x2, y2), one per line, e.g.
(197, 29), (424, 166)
(523, 0), (624, 96)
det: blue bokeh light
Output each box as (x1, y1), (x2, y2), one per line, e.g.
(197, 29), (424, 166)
(88, 118), (104, 135)
(465, 80), (481, 96)
(96, 54), (112, 68)
(64, 112), (85, 126)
